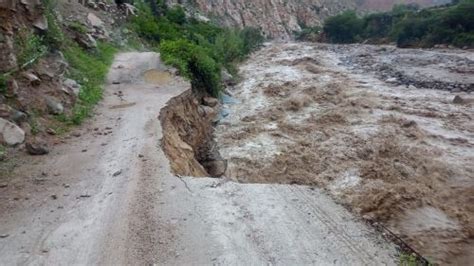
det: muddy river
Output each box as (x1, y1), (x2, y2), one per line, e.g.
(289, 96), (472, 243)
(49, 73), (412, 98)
(215, 42), (474, 264)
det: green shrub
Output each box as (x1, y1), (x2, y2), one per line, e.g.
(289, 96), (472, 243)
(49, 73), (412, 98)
(160, 39), (222, 96)
(130, 2), (161, 42)
(69, 21), (88, 34)
(453, 32), (474, 47)
(323, 10), (364, 43)
(166, 5), (187, 25)
(240, 27), (264, 54)
(15, 29), (47, 68)
(363, 13), (393, 39)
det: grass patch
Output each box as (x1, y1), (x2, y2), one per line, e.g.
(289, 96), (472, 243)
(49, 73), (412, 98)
(68, 21), (88, 35)
(14, 29), (47, 68)
(63, 41), (117, 124)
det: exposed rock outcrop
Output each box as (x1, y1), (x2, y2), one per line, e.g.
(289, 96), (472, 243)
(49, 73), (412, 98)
(168, 0), (356, 39)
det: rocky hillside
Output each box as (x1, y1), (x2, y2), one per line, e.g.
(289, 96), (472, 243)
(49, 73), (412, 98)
(357, 0), (452, 11)
(167, 0), (356, 39)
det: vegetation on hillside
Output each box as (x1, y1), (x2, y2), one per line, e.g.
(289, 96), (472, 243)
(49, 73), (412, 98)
(130, 0), (264, 97)
(62, 42), (117, 125)
(321, 0), (474, 48)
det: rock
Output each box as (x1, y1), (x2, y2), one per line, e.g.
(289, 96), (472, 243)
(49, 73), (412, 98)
(26, 140), (49, 155)
(0, 234), (9, 238)
(46, 128), (57, 135)
(63, 78), (81, 95)
(23, 72), (40, 86)
(6, 79), (19, 98)
(198, 105), (216, 118)
(9, 110), (27, 123)
(386, 77), (398, 84)
(203, 96), (219, 107)
(75, 33), (97, 49)
(87, 13), (104, 28)
(45, 97), (64, 115)
(33, 15), (48, 31)
(453, 95), (464, 104)
(0, 104), (12, 118)
(0, 118), (25, 146)
(408, 85), (417, 90)
(202, 160), (227, 177)
(221, 69), (234, 85)
(112, 170), (122, 177)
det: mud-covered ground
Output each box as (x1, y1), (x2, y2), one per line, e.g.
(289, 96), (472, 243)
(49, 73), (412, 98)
(215, 43), (474, 264)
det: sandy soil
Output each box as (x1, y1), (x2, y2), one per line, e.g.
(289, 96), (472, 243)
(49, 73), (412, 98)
(216, 42), (474, 264)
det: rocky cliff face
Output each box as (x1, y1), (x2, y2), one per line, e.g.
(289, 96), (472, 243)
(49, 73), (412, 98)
(357, 0), (452, 11)
(168, 0), (356, 39)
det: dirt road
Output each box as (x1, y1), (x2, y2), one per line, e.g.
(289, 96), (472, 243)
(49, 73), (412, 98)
(216, 42), (474, 264)
(0, 52), (397, 265)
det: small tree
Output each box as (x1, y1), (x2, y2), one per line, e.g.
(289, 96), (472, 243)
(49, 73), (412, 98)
(323, 11), (363, 43)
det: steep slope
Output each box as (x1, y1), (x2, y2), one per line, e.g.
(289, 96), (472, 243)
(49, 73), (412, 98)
(357, 0), (452, 11)
(168, 0), (356, 39)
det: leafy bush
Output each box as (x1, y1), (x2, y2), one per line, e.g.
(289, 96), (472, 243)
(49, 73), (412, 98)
(240, 27), (265, 55)
(15, 29), (47, 68)
(69, 21), (88, 34)
(160, 39), (221, 96)
(166, 5), (187, 25)
(130, 2), (162, 42)
(323, 11), (363, 43)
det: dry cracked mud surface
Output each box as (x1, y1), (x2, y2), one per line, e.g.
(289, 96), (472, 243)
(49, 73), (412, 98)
(216, 42), (474, 264)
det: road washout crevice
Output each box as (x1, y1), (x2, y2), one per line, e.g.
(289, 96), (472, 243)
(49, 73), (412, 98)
(159, 90), (226, 177)
(214, 43), (474, 264)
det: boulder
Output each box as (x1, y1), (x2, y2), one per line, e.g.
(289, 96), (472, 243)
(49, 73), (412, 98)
(33, 16), (48, 31)
(202, 159), (227, 177)
(386, 77), (398, 84)
(0, 118), (25, 146)
(87, 13), (104, 28)
(10, 110), (27, 123)
(6, 79), (19, 98)
(221, 69), (234, 85)
(0, 104), (12, 118)
(202, 96), (219, 107)
(63, 78), (81, 96)
(23, 72), (41, 86)
(26, 140), (49, 155)
(198, 105), (216, 118)
(453, 95), (464, 104)
(45, 97), (64, 115)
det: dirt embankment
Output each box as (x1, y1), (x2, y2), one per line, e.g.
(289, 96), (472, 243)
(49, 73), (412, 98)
(216, 43), (474, 264)
(160, 90), (225, 177)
